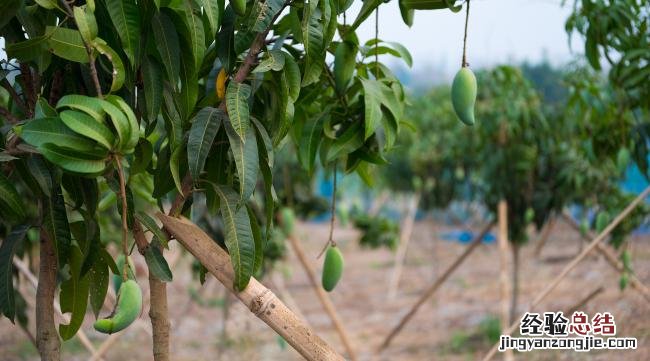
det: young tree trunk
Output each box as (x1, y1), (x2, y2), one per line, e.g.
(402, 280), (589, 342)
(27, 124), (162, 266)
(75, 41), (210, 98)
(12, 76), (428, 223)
(497, 200), (514, 361)
(36, 228), (60, 361)
(149, 272), (170, 361)
(510, 243), (520, 325)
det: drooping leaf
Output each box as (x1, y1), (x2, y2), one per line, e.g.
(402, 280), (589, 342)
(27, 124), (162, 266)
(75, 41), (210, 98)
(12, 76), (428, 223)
(248, 0), (285, 32)
(0, 173), (26, 222)
(59, 246), (90, 340)
(301, 0), (325, 86)
(0, 0), (22, 29)
(246, 205), (264, 274)
(59, 110), (115, 150)
(142, 55), (164, 124)
(104, 0), (141, 65)
(46, 26), (88, 63)
(39, 143), (108, 174)
(92, 38), (126, 93)
(15, 117), (98, 152)
(0, 225), (29, 322)
(360, 78), (384, 139)
(87, 254), (109, 318)
(298, 113), (325, 174)
(334, 41), (357, 93)
(56, 95), (105, 121)
(144, 246), (173, 282)
(200, 0), (224, 36)
(44, 184), (72, 268)
(225, 82), (251, 139)
(135, 212), (169, 249)
(326, 121), (364, 162)
(152, 12), (181, 85)
(73, 5), (98, 43)
(209, 184), (255, 291)
(180, 0), (206, 71)
(225, 122), (259, 202)
(188, 107), (225, 181)
(252, 49), (285, 73)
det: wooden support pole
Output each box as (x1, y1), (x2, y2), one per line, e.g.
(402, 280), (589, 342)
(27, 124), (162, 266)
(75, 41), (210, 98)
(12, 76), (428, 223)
(377, 221), (495, 352)
(533, 216), (556, 258)
(561, 212), (650, 303)
(158, 214), (344, 361)
(387, 193), (420, 300)
(497, 200), (514, 361)
(287, 233), (358, 361)
(565, 285), (604, 315)
(481, 185), (650, 361)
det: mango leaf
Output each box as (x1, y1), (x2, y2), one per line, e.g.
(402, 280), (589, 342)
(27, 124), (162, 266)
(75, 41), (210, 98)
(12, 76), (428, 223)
(59, 246), (90, 340)
(301, 0), (325, 86)
(217, 8), (236, 72)
(144, 246), (173, 282)
(34, 97), (58, 118)
(225, 82), (251, 139)
(16, 118), (95, 152)
(59, 110), (115, 150)
(170, 145), (184, 193)
(334, 41), (357, 93)
(252, 50), (285, 73)
(0, 0), (22, 29)
(248, 0), (284, 32)
(39, 143), (108, 174)
(178, 55), (198, 121)
(135, 212), (169, 249)
(96, 98), (131, 152)
(43, 185), (71, 268)
(360, 78), (384, 139)
(283, 54), (301, 102)
(5, 36), (51, 71)
(92, 38), (126, 93)
(326, 121), (364, 162)
(200, 0), (223, 36)
(181, 0), (206, 71)
(209, 184), (255, 291)
(0, 225), (29, 322)
(46, 26), (88, 63)
(142, 57), (163, 124)
(87, 255), (108, 318)
(56, 95), (105, 121)
(105, 0), (141, 65)
(246, 206), (264, 274)
(225, 122), (259, 202)
(298, 113), (325, 175)
(104, 95), (140, 152)
(188, 107), (225, 181)
(251, 117), (274, 167)
(0, 174), (26, 222)
(73, 5), (98, 44)
(152, 12), (181, 85)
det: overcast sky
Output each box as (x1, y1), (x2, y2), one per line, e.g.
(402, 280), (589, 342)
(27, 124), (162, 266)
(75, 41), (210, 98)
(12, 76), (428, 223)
(350, 0), (581, 83)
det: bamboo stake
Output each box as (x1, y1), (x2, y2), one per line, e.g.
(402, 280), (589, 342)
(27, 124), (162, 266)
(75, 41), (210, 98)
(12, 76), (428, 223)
(565, 285), (604, 315)
(377, 221), (495, 352)
(158, 214), (344, 361)
(533, 216), (556, 258)
(287, 233), (358, 361)
(269, 271), (311, 325)
(497, 200), (514, 361)
(368, 191), (390, 217)
(387, 193), (420, 300)
(481, 185), (650, 361)
(13, 258), (102, 360)
(561, 212), (650, 303)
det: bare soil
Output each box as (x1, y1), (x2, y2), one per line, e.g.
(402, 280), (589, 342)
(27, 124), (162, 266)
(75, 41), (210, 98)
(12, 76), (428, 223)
(1, 218), (649, 361)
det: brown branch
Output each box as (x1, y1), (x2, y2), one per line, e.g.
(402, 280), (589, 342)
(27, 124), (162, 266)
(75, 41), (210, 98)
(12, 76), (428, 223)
(36, 225), (61, 360)
(1, 79), (27, 115)
(20, 63), (36, 117)
(0, 106), (20, 124)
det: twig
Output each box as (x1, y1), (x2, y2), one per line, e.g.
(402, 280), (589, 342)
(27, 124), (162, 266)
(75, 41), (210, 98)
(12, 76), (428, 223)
(0, 106), (20, 124)
(114, 157), (130, 280)
(565, 285), (604, 315)
(1, 79), (27, 114)
(481, 185), (650, 361)
(461, 0), (471, 67)
(317, 165), (338, 259)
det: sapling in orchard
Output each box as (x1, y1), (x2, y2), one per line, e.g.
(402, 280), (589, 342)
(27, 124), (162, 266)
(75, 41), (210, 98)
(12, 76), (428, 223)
(451, 0), (477, 125)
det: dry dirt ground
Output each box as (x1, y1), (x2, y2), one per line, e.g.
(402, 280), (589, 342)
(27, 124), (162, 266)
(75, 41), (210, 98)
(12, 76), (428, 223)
(1, 218), (649, 361)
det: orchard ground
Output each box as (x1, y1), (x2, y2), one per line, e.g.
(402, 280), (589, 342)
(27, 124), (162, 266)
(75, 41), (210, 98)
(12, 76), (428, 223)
(1, 218), (648, 361)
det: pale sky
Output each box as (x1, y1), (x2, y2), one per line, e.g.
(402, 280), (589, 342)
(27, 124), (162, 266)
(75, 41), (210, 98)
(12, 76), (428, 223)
(350, 0), (580, 84)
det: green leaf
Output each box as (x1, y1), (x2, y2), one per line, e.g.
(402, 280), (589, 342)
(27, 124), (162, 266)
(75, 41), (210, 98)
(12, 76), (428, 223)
(361, 78), (383, 139)
(209, 184), (255, 291)
(96, 98), (131, 152)
(298, 113), (325, 175)
(0, 174), (26, 222)
(226, 82), (251, 139)
(326, 121), (364, 162)
(105, 0), (141, 65)
(135, 212), (169, 249)
(246, 206), (264, 274)
(248, 0), (284, 32)
(334, 41), (357, 93)
(35, 97), (58, 118)
(0, 225), (29, 322)
(0, 0), (22, 29)
(225, 122), (259, 202)
(87, 255), (108, 318)
(301, 0), (325, 86)
(188, 107), (225, 181)
(73, 5), (98, 43)
(44, 185), (72, 268)
(384, 42), (412, 67)
(178, 55), (198, 121)
(5, 36), (51, 71)
(16, 118), (96, 152)
(92, 38), (126, 93)
(142, 56), (164, 124)
(251, 117), (274, 167)
(200, 0), (223, 36)
(56, 95), (105, 121)
(144, 246), (173, 282)
(46, 26), (88, 63)
(34, 0), (57, 10)
(59, 110), (115, 150)
(152, 12), (181, 85)
(59, 246), (90, 340)
(170, 145), (184, 193)
(283, 54), (301, 102)
(181, 0), (206, 71)
(39, 143), (108, 174)
(252, 50), (285, 73)
(104, 95), (140, 152)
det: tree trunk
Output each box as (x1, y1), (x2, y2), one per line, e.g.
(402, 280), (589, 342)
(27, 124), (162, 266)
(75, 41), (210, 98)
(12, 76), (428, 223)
(510, 243), (520, 325)
(36, 228), (60, 361)
(149, 272), (170, 361)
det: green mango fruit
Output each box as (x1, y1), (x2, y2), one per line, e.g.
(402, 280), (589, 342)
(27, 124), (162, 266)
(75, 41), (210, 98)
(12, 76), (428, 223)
(617, 147), (630, 174)
(399, 0), (414, 27)
(619, 272), (629, 290)
(113, 255), (136, 293)
(94, 279), (143, 334)
(451, 66), (477, 125)
(231, 0), (246, 16)
(595, 211), (609, 234)
(321, 246), (344, 292)
(280, 207), (295, 236)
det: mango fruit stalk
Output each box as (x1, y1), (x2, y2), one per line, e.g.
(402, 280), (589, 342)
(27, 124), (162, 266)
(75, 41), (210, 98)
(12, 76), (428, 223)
(451, 66), (477, 125)
(321, 245), (344, 292)
(94, 279), (143, 334)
